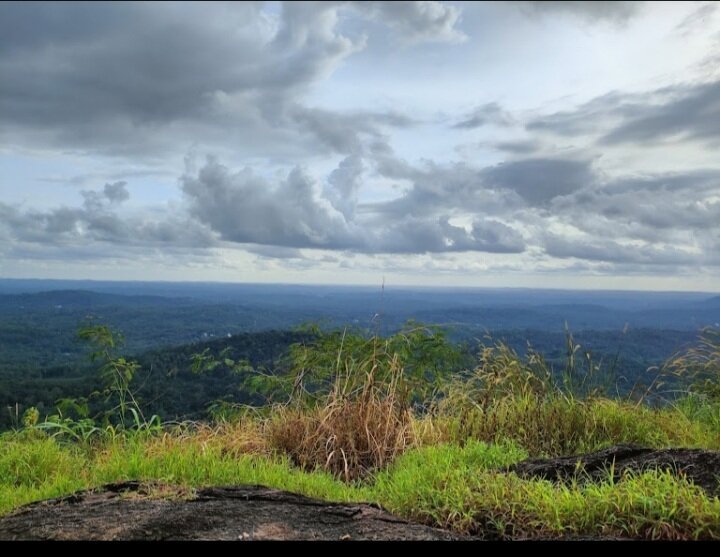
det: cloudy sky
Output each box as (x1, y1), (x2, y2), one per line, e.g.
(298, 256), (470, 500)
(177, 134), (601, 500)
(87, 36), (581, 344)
(1, 1), (719, 290)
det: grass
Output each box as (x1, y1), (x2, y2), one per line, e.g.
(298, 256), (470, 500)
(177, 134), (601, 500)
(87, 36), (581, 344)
(2, 432), (719, 540)
(0, 425), (366, 515)
(374, 443), (720, 539)
(2, 329), (720, 539)
(434, 395), (720, 457)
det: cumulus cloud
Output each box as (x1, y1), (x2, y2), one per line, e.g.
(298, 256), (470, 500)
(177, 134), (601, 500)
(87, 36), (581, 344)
(181, 158), (356, 250)
(0, 182), (215, 251)
(2, 2), (718, 281)
(290, 106), (415, 155)
(323, 154), (364, 219)
(363, 216), (525, 254)
(550, 171), (720, 239)
(102, 181), (131, 203)
(369, 155), (520, 217)
(181, 157), (526, 255)
(540, 169), (720, 268)
(3, 150), (718, 270)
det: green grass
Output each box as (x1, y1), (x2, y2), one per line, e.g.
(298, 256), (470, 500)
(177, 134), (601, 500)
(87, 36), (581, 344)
(2, 328), (720, 539)
(437, 395), (720, 457)
(2, 431), (719, 540)
(0, 430), (365, 515)
(373, 443), (720, 539)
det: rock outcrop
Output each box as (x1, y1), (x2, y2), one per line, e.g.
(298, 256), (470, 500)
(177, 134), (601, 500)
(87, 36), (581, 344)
(510, 444), (720, 496)
(0, 482), (461, 541)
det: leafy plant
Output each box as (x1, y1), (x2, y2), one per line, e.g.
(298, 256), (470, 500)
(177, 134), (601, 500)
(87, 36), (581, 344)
(36, 325), (161, 440)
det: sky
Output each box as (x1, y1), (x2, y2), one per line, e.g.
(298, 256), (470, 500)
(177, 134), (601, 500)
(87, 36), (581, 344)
(1, 1), (719, 291)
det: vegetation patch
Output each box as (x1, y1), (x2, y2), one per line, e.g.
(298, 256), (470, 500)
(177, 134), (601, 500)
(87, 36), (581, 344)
(1, 323), (719, 539)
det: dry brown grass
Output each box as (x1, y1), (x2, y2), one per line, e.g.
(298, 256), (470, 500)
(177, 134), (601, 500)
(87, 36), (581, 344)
(266, 353), (415, 481)
(139, 420), (270, 460)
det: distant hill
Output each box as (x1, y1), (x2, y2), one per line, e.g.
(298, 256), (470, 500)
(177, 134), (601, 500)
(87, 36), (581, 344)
(0, 290), (191, 310)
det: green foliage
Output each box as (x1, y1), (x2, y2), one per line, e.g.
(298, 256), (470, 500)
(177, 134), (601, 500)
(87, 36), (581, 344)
(244, 321), (466, 408)
(77, 325), (142, 427)
(666, 327), (720, 399)
(35, 325), (161, 440)
(190, 347), (253, 376)
(438, 333), (720, 456)
(247, 322), (467, 480)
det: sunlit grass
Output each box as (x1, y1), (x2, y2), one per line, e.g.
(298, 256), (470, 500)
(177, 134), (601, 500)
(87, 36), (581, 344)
(2, 427), (720, 539)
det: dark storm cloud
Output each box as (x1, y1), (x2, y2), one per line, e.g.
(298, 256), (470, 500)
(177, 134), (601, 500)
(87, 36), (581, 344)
(601, 80), (720, 145)
(518, 1), (642, 24)
(452, 103), (513, 129)
(0, 2), (456, 157)
(480, 158), (595, 206)
(527, 79), (720, 147)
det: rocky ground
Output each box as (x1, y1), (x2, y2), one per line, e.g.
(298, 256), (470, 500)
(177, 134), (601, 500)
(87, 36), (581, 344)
(509, 444), (720, 497)
(2, 445), (718, 540)
(0, 482), (462, 541)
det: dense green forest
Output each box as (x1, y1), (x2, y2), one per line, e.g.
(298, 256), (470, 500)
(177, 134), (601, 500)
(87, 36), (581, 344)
(0, 324), (701, 431)
(1, 286), (716, 430)
(1, 330), (306, 430)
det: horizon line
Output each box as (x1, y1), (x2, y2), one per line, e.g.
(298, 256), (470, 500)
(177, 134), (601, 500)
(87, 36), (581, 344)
(1, 276), (718, 296)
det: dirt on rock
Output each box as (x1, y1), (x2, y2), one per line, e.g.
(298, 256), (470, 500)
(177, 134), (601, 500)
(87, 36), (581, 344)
(509, 444), (720, 496)
(0, 482), (462, 541)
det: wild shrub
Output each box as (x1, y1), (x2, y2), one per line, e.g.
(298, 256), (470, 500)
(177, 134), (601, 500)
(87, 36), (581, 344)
(265, 323), (464, 480)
